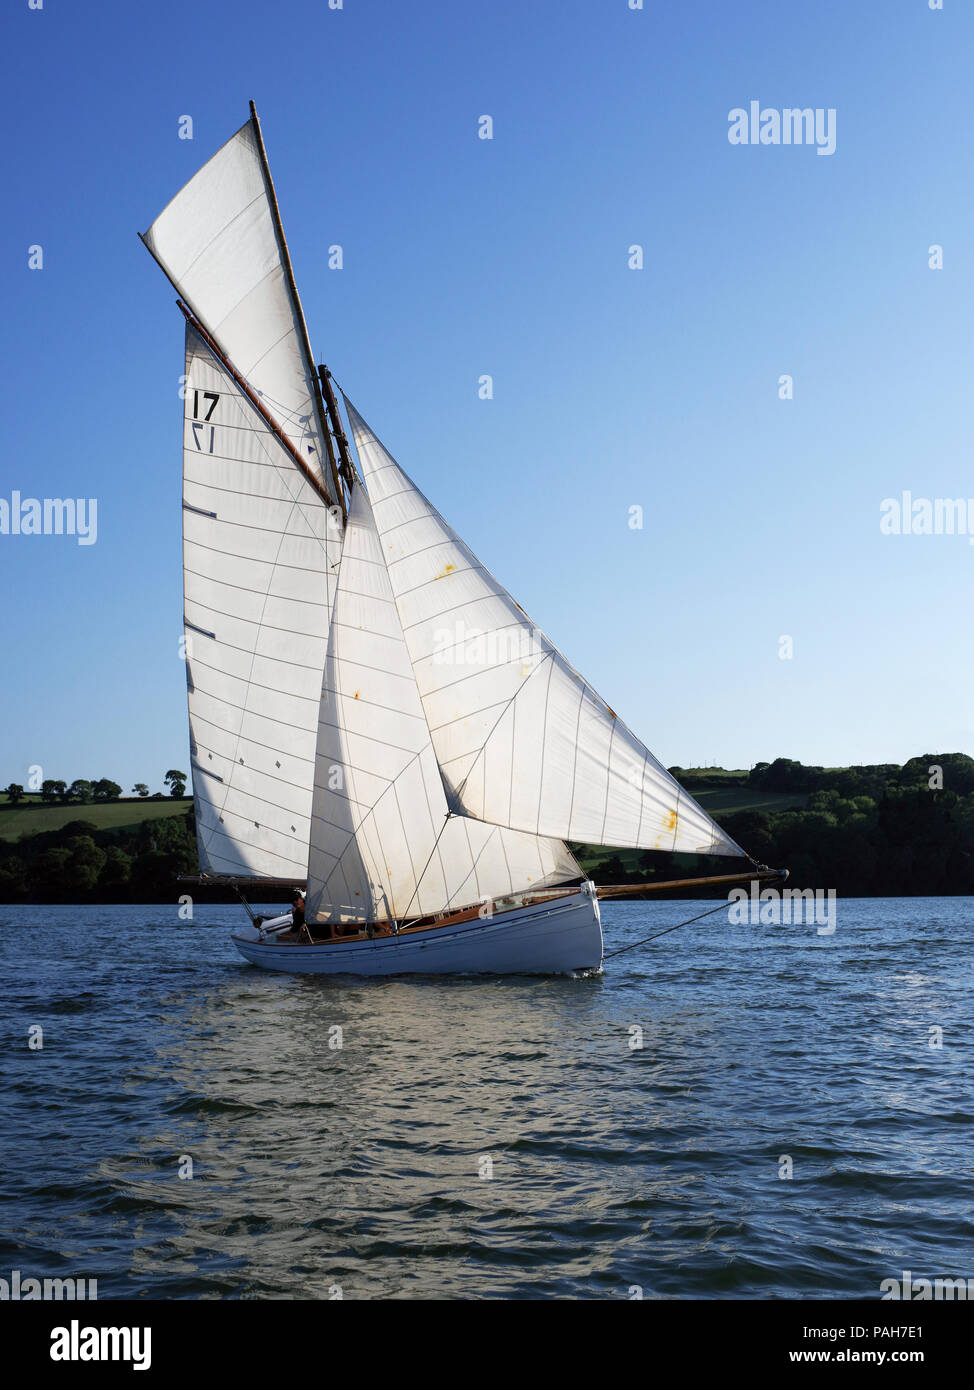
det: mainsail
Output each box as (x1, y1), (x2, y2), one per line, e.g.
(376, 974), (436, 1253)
(181, 322), (340, 878)
(344, 402), (746, 859)
(304, 484), (580, 923)
(143, 113), (334, 494)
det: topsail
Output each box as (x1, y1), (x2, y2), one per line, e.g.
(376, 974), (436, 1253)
(345, 403), (745, 859)
(143, 114), (333, 492)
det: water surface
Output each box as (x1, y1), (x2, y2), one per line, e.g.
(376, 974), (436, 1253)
(1, 897), (971, 1298)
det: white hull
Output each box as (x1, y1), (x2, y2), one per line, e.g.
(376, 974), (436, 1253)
(231, 884), (603, 977)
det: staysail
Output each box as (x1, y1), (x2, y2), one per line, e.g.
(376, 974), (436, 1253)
(143, 114), (333, 493)
(182, 322), (340, 878)
(304, 484), (580, 923)
(345, 402), (745, 859)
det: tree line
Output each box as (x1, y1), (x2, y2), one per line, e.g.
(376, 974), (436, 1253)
(587, 754), (974, 898)
(0, 808), (199, 902)
(4, 771), (187, 804)
(1, 755), (972, 902)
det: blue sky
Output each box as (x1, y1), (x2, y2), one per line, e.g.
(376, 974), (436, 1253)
(0, 0), (970, 793)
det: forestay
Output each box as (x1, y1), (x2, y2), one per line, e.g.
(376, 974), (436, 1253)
(182, 323), (340, 878)
(305, 484), (580, 924)
(144, 118), (330, 488)
(345, 402), (745, 859)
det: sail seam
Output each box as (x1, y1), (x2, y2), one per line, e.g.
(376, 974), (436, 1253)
(634, 754), (648, 847)
(308, 780), (384, 815)
(536, 656), (556, 837)
(425, 686), (539, 736)
(191, 742), (314, 797)
(371, 509), (467, 544)
(314, 774), (421, 817)
(183, 475), (326, 522)
(193, 819), (308, 869)
(191, 719), (311, 774)
(239, 319), (305, 384)
(195, 770), (316, 822)
(599, 710), (618, 846)
(184, 458), (326, 517)
(318, 682), (429, 720)
(408, 646), (542, 700)
(198, 800), (307, 840)
(315, 713), (429, 759)
(566, 683), (586, 843)
(183, 414), (309, 443)
(404, 607), (525, 643)
(309, 809), (368, 838)
(325, 748), (427, 864)
(164, 189), (265, 283)
(392, 564), (479, 602)
(184, 533), (331, 571)
(184, 566), (331, 614)
(188, 649), (326, 686)
(453, 655), (554, 801)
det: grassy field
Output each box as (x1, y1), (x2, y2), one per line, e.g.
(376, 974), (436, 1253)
(0, 797), (192, 842)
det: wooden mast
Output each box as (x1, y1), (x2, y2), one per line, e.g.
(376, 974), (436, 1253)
(318, 366), (359, 489)
(248, 100), (346, 517)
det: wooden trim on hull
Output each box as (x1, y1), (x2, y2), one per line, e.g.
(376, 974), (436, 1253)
(307, 887), (585, 944)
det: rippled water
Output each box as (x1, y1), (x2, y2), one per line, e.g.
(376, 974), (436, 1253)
(1, 898), (972, 1299)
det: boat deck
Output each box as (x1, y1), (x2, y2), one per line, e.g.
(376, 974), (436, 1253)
(278, 889), (581, 946)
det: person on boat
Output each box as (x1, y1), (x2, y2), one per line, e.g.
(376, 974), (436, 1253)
(290, 890), (311, 942)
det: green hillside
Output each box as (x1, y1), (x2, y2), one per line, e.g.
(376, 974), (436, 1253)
(576, 754), (974, 898)
(0, 796), (192, 842)
(2, 754), (973, 899)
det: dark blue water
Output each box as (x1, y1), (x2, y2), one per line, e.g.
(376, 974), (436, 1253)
(1, 898), (971, 1299)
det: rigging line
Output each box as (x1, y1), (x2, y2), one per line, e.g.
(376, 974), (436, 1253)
(602, 898), (731, 959)
(436, 821), (499, 916)
(452, 652), (554, 805)
(396, 811), (457, 929)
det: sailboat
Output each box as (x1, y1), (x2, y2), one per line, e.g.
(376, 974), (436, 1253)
(142, 105), (778, 977)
